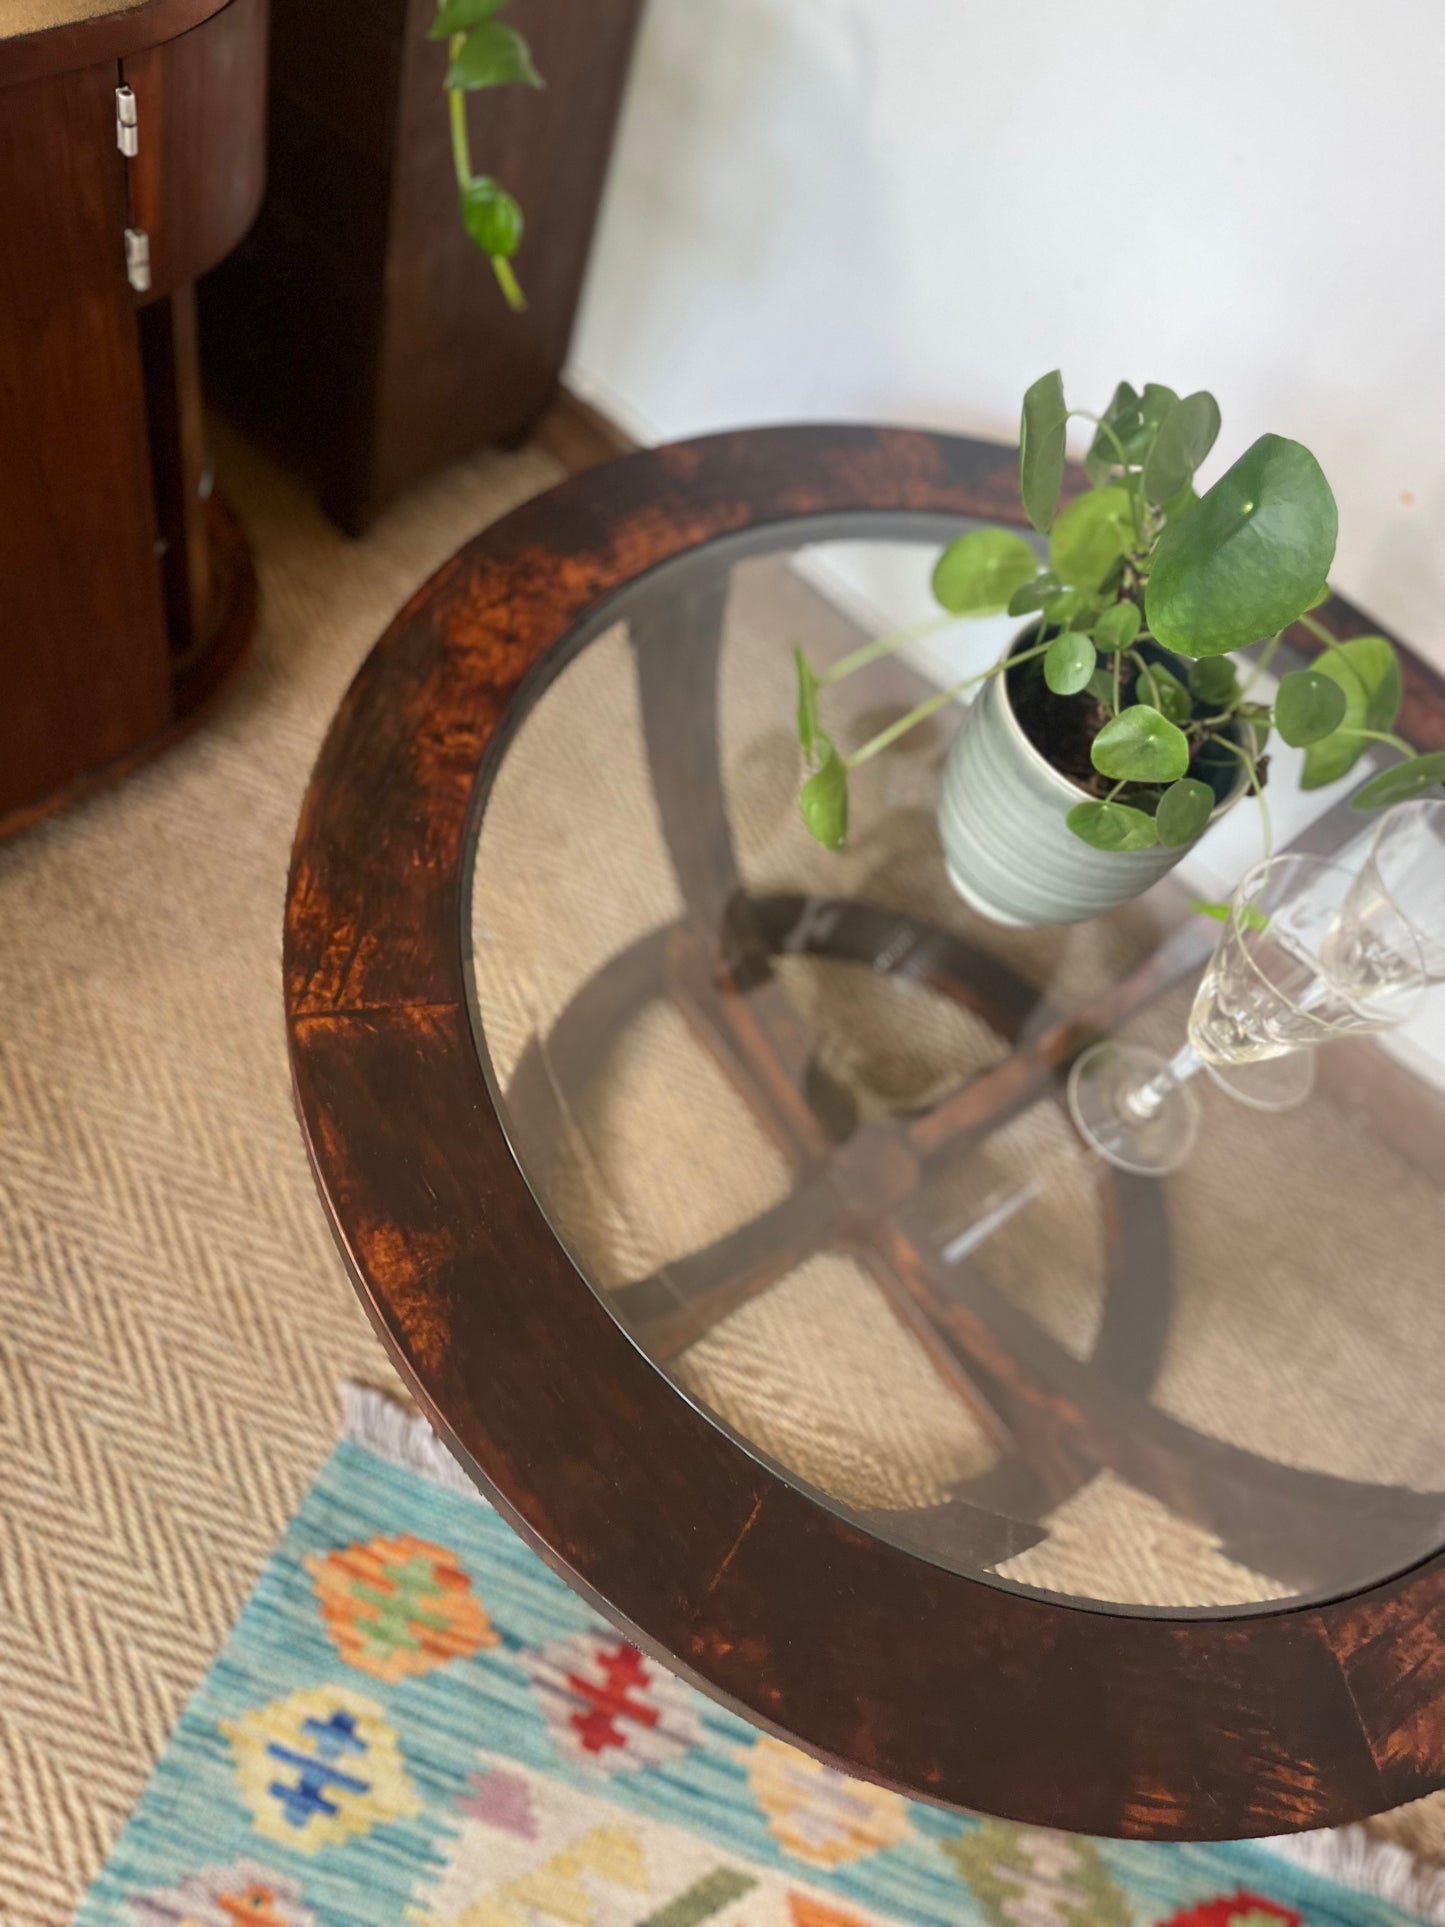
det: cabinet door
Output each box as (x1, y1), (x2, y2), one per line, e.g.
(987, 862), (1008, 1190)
(122, 0), (267, 302)
(0, 59), (171, 829)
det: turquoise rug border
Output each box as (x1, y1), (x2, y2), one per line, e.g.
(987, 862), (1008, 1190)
(73, 1416), (1441, 1926)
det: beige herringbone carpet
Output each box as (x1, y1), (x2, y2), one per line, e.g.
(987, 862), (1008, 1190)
(2, 425), (1442, 1926)
(0, 428), (562, 1925)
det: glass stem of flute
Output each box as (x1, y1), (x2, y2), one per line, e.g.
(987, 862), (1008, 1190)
(1120, 1043), (1206, 1121)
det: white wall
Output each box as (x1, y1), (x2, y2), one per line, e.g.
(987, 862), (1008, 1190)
(569, 0), (1445, 666)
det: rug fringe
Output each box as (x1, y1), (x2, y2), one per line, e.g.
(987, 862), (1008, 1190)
(341, 1383), (488, 1504)
(341, 1386), (1445, 1920)
(1259, 1825), (1445, 1923)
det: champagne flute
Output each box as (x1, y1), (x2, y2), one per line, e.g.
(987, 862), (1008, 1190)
(1067, 853), (1428, 1176)
(1331, 798), (1445, 986)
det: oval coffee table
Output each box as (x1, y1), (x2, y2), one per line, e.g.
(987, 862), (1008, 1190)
(284, 426), (1445, 1840)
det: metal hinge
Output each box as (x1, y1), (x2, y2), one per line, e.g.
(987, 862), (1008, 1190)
(115, 85), (138, 157)
(124, 227), (151, 293)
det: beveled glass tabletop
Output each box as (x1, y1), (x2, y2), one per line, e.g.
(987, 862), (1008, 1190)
(465, 513), (1445, 1617)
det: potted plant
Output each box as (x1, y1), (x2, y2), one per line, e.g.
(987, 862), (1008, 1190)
(795, 373), (1445, 926)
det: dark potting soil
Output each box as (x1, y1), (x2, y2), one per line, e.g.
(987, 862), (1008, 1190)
(1006, 642), (1256, 807)
(1007, 648), (1128, 799)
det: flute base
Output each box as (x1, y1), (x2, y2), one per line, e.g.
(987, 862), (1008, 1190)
(1067, 1042), (1201, 1177)
(1201, 1047), (1316, 1113)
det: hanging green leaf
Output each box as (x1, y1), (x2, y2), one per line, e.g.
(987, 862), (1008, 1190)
(461, 177), (523, 256)
(1145, 435), (1338, 658)
(1087, 666), (1116, 708)
(1019, 370), (1068, 533)
(794, 648), (821, 759)
(1066, 800), (1160, 851)
(1044, 631), (1096, 696)
(447, 19), (543, 88)
(1134, 659), (1192, 725)
(1350, 752), (1445, 810)
(1091, 704), (1191, 783)
(1193, 897), (1270, 931)
(1188, 656), (1238, 706)
(932, 529), (1041, 615)
(1142, 392), (1221, 507)
(1049, 486), (1134, 591)
(799, 737), (848, 849)
(1006, 571), (1061, 617)
(1156, 777), (1216, 847)
(431, 0), (509, 37)
(1274, 668), (1349, 747)
(1093, 602), (1142, 653)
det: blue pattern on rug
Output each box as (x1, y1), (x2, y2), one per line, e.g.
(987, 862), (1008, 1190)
(76, 1435), (1436, 1927)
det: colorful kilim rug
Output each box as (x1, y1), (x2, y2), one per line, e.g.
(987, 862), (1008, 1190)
(75, 1390), (1445, 1927)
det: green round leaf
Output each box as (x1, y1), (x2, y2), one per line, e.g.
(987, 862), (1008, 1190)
(1042, 588), (1091, 628)
(1334, 635), (1403, 732)
(799, 737), (848, 849)
(1134, 659), (1191, 725)
(1142, 391), (1222, 507)
(1049, 486), (1134, 591)
(1093, 602), (1142, 652)
(1274, 667), (1349, 747)
(794, 647), (820, 759)
(1085, 382), (1141, 485)
(1091, 704), (1191, 783)
(931, 529), (1040, 616)
(1044, 631), (1096, 696)
(1020, 370), (1068, 533)
(1145, 434), (1339, 658)
(1350, 752), (1445, 811)
(1299, 649), (1369, 790)
(1156, 777), (1215, 847)
(430, 0), (508, 36)
(446, 18), (544, 87)
(461, 177), (523, 257)
(1066, 800), (1160, 851)
(1188, 656), (1238, 706)
(1006, 571), (1060, 617)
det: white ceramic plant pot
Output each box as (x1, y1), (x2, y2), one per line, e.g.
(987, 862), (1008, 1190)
(935, 635), (1247, 928)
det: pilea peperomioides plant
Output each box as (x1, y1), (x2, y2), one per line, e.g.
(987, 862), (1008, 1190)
(795, 375), (1444, 883)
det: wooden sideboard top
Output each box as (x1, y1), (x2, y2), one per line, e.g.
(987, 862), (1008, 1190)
(1, 0), (234, 86)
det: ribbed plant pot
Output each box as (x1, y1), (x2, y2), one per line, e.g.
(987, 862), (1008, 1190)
(935, 635), (1247, 928)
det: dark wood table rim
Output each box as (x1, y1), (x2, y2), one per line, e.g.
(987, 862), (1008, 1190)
(284, 424), (1445, 1840)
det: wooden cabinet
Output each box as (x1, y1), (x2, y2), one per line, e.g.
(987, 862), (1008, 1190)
(197, 0), (643, 533)
(0, 0), (265, 838)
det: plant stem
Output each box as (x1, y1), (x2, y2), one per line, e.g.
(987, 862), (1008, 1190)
(843, 639), (1051, 772)
(1332, 728), (1415, 755)
(1113, 648), (1122, 713)
(1070, 410), (1144, 538)
(1214, 734), (1273, 861)
(1237, 630), (1283, 702)
(1298, 612), (1337, 649)
(820, 613), (954, 686)
(448, 39), (471, 188)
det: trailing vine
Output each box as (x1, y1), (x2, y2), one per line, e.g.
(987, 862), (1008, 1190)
(432, 0), (544, 312)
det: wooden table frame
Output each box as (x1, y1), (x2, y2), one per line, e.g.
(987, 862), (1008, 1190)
(285, 425), (1445, 1839)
